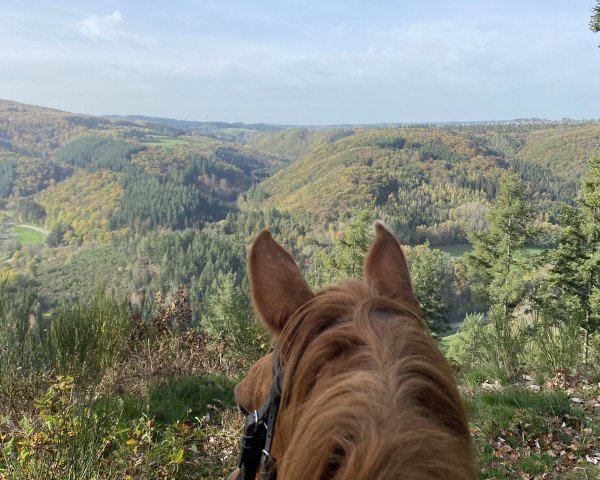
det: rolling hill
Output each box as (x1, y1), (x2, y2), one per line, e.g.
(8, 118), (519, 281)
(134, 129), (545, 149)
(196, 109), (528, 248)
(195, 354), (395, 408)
(0, 99), (599, 264)
(0, 99), (294, 243)
(247, 123), (600, 243)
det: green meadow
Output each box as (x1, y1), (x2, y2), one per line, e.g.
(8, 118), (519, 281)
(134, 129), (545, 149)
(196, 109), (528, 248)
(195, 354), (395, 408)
(146, 135), (189, 146)
(13, 225), (46, 245)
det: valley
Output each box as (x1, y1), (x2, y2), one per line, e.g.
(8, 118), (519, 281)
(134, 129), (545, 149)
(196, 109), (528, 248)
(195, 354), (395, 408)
(2, 99), (599, 314)
(2, 100), (600, 479)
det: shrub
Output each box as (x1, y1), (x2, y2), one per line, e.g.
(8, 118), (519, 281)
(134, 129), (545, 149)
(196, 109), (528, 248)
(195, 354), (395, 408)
(0, 278), (41, 376)
(526, 297), (583, 374)
(0, 376), (117, 479)
(445, 313), (495, 370)
(98, 287), (217, 398)
(201, 272), (266, 369)
(0, 377), (243, 480)
(47, 289), (132, 387)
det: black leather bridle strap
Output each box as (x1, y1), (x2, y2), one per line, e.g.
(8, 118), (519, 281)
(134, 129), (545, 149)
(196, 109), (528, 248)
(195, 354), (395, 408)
(237, 351), (284, 480)
(260, 368), (282, 479)
(238, 407), (268, 480)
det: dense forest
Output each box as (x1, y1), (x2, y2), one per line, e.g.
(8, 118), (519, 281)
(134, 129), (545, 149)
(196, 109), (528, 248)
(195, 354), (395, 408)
(2, 99), (600, 478)
(1, 99), (599, 326)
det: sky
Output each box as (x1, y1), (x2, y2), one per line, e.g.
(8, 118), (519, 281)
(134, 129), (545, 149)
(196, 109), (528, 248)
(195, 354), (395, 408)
(0, 1), (599, 124)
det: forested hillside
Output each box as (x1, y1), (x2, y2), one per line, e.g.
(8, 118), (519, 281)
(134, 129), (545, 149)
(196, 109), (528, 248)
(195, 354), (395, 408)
(0, 101), (294, 243)
(251, 123), (600, 245)
(0, 99), (177, 156)
(2, 100), (600, 478)
(245, 127), (357, 162)
(1, 100), (599, 309)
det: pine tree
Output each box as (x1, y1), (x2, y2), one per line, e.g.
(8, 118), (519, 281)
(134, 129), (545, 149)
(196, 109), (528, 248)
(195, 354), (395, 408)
(330, 207), (375, 279)
(592, 1), (600, 33)
(551, 156), (600, 366)
(200, 271), (264, 363)
(466, 173), (536, 373)
(406, 243), (454, 337)
(309, 207), (375, 287)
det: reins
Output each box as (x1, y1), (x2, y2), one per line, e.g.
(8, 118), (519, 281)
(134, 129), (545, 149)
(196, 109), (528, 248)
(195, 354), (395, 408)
(237, 350), (284, 480)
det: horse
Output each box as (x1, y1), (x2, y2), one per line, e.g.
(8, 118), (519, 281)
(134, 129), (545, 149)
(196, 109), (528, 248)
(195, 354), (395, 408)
(229, 223), (476, 480)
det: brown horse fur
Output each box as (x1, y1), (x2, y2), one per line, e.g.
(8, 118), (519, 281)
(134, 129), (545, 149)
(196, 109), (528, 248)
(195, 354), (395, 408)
(232, 223), (476, 480)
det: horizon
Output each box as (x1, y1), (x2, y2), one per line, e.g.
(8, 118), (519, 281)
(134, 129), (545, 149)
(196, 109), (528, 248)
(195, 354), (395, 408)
(1, 1), (599, 124)
(4, 97), (599, 127)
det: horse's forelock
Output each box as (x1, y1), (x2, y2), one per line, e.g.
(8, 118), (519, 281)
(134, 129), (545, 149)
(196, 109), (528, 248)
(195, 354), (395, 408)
(272, 279), (475, 480)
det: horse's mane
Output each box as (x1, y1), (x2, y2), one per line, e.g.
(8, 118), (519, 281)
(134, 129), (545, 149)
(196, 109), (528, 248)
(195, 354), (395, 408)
(274, 280), (476, 480)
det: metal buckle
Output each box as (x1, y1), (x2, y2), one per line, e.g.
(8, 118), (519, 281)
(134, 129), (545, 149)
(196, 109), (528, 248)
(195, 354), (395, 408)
(238, 409), (267, 476)
(260, 448), (276, 477)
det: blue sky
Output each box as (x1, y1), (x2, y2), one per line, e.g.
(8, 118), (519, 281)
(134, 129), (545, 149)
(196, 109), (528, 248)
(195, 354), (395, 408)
(1, 1), (599, 124)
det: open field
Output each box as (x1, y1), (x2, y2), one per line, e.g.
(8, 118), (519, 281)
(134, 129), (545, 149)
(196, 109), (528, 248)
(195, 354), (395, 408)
(145, 135), (189, 146)
(435, 244), (545, 258)
(435, 244), (473, 257)
(13, 225), (46, 245)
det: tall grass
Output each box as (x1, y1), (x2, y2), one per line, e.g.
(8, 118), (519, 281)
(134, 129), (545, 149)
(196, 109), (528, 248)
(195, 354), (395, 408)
(0, 278), (42, 374)
(147, 375), (236, 425)
(0, 280), (244, 479)
(0, 281), (133, 416)
(47, 289), (132, 387)
(0, 278), (48, 416)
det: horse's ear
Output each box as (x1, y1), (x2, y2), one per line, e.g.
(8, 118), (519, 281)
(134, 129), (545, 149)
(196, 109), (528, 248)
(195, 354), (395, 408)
(249, 230), (314, 333)
(363, 223), (420, 308)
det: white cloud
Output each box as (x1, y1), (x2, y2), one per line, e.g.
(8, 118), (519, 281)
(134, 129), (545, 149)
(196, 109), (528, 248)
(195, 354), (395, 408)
(78, 10), (123, 41)
(75, 10), (156, 51)
(2, 1), (598, 123)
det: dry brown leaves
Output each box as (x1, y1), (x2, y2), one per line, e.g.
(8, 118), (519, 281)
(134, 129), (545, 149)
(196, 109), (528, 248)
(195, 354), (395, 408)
(473, 372), (600, 479)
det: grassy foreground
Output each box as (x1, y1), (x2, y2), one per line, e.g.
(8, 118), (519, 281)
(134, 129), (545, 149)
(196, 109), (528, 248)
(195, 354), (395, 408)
(465, 374), (600, 479)
(1, 288), (600, 479)
(3, 371), (600, 479)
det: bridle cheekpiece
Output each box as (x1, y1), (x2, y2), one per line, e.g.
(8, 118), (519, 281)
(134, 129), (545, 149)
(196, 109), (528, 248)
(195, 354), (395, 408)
(237, 351), (284, 480)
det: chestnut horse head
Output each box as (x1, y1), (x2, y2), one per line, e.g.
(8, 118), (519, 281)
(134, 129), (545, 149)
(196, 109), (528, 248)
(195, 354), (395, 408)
(230, 223), (475, 480)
